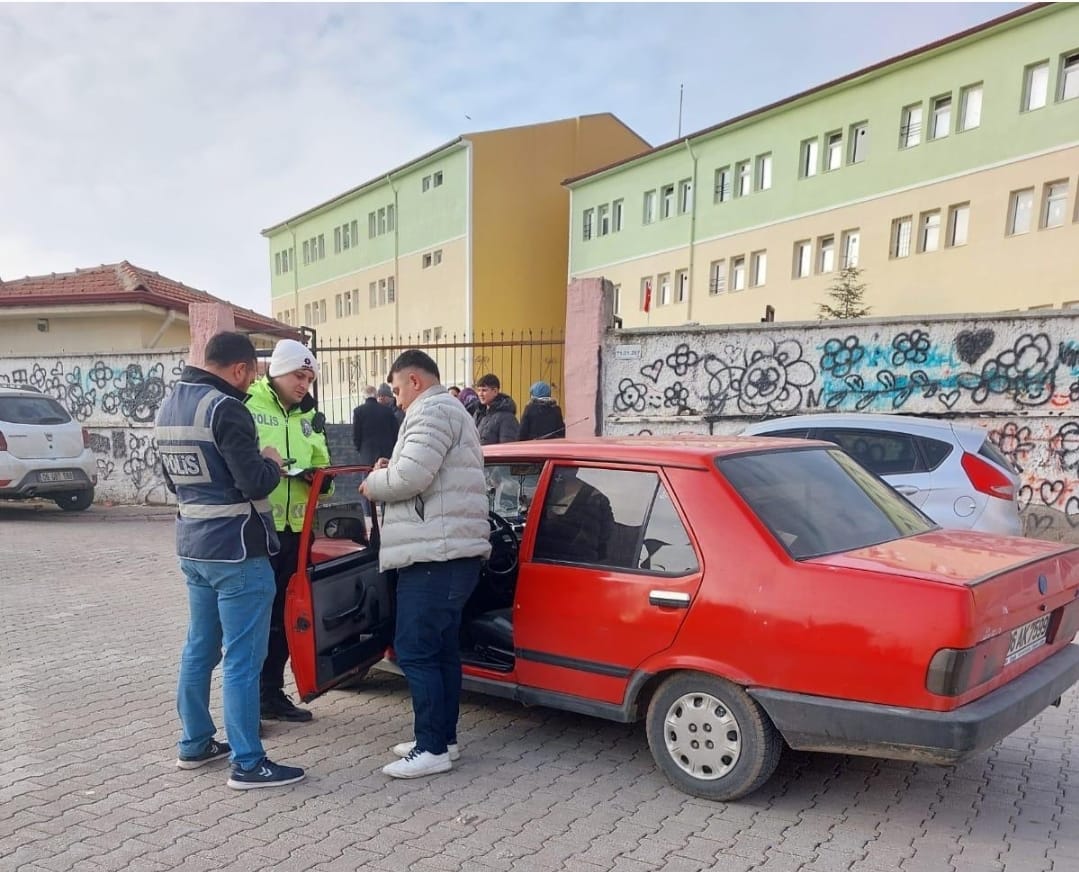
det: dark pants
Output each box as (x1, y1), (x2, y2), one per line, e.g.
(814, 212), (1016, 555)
(261, 528), (301, 697)
(394, 557), (481, 755)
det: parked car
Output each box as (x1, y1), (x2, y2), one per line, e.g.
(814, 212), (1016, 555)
(285, 438), (1079, 801)
(742, 413), (1022, 536)
(0, 386), (97, 511)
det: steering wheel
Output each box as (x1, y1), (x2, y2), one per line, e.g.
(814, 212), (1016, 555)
(483, 512), (520, 595)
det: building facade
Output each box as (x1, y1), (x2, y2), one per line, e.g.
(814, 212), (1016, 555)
(565, 3), (1079, 328)
(262, 115), (648, 386)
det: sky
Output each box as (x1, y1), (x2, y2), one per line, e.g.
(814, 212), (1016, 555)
(0, 2), (1024, 317)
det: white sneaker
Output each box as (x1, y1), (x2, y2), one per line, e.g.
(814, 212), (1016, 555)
(382, 748), (452, 779)
(392, 740), (460, 762)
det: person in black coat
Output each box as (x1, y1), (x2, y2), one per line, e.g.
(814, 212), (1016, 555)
(519, 381), (566, 440)
(352, 385), (400, 515)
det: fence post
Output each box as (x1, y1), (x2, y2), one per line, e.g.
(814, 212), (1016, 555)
(565, 278), (613, 437)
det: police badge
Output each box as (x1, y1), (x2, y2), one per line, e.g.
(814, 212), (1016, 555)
(301, 419), (313, 437)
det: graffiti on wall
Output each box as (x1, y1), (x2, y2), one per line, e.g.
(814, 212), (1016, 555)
(605, 316), (1079, 540)
(0, 354), (186, 503)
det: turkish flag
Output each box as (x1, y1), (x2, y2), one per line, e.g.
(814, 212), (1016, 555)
(643, 279), (652, 313)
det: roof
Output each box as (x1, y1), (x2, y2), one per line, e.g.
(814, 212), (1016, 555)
(483, 435), (818, 467)
(563, 3), (1048, 187)
(0, 261), (294, 337)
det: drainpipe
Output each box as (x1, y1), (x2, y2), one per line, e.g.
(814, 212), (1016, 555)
(147, 310), (177, 349)
(684, 138), (699, 323)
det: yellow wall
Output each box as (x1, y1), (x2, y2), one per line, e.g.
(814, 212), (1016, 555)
(0, 308), (191, 355)
(469, 115), (649, 335)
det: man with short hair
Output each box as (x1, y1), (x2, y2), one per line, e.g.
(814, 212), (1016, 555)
(378, 381), (405, 426)
(155, 331), (305, 790)
(360, 350), (491, 779)
(473, 373), (519, 444)
(353, 384), (400, 518)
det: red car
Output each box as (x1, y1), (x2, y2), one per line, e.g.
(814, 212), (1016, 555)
(285, 437), (1079, 801)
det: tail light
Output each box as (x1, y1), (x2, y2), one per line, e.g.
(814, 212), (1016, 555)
(926, 639), (1004, 696)
(0, 430), (7, 451)
(82, 427), (91, 449)
(960, 451), (1015, 500)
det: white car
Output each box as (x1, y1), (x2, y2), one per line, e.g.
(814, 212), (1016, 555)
(742, 413), (1022, 536)
(0, 386), (97, 511)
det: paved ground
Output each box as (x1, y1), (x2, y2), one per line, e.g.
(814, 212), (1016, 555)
(3, 504), (1079, 872)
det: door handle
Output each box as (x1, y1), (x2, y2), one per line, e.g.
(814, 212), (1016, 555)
(649, 590), (690, 608)
(895, 485), (919, 496)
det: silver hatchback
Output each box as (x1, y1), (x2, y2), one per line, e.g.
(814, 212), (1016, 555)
(742, 413), (1022, 536)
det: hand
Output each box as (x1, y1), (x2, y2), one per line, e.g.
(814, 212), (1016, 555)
(359, 479), (370, 498)
(373, 457), (390, 471)
(261, 446), (284, 466)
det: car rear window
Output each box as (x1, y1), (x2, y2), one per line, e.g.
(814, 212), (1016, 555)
(915, 435), (953, 471)
(0, 395), (73, 425)
(716, 447), (935, 560)
(978, 438), (1017, 473)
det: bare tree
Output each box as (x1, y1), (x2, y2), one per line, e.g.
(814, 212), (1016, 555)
(817, 266), (871, 320)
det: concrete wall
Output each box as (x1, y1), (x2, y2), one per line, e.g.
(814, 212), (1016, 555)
(0, 350), (187, 504)
(589, 292), (1079, 540)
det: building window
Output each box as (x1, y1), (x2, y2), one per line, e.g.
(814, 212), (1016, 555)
(387, 204), (395, 231)
(433, 249), (442, 265)
(351, 219), (358, 245)
(709, 259), (726, 294)
(343, 290), (353, 317)
(598, 203), (610, 235)
(678, 179), (693, 214)
(750, 251), (767, 287)
(800, 138), (818, 177)
(1008, 188), (1035, 235)
(1024, 61), (1049, 111)
(793, 240), (812, 278)
(422, 175), (431, 192)
(817, 235), (835, 273)
(643, 190), (657, 224)
(930, 94), (952, 140)
(334, 227), (342, 254)
(675, 269), (689, 303)
(730, 256), (746, 291)
(583, 208), (594, 241)
(613, 284), (621, 315)
(1043, 181), (1068, 228)
(919, 210), (941, 252)
(958, 84), (983, 131)
(274, 252), (281, 275)
(900, 103), (922, 148)
(849, 122), (869, 163)
(422, 252), (433, 268)
(387, 276), (396, 303)
(369, 212), (377, 238)
(369, 282), (377, 308)
(342, 222), (352, 250)
(1062, 52), (1079, 101)
(612, 199), (624, 232)
(657, 272), (672, 306)
(378, 279), (387, 306)
(714, 166), (732, 202)
(947, 203), (970, 247)
(825, 131), (843, 171)
(304, 303), (312, 324)
(335, 294), (342, 318)
(660, 184), (675, 219)
(734, 161), (751, 198)
(755, 153), (772, 191)
(840, 229), (860, 268)
(433, 171), (443, 187)
(891, 216), (913, 258)
(378, 207), (387, 235)
(302, 240), (310, 265)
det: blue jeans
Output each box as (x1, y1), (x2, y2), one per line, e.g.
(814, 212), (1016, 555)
(177, 557), (275, 770)
(394, 557), (481, 755)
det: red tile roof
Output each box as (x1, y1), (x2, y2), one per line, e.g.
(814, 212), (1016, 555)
(0, 261), (294, 337)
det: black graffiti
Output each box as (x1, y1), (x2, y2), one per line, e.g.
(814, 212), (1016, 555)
(956, 333), (1055, 407)
(663, 381), (694, 415)
(989, 422), (1035, 473)
(1054, 422), (1079, 472)
(1040, 480), (1066, 506)
(665, 344), (701, 377)
(955, 329), (995, 365)
(640, 361), (663, 383)
(1059, 342), (1079, 369)
(823, 368), (939, 412)
(705, 339), (815, 416)
(820, 336), (865, 378)
(891, 330), (931, 366)
(614, 377), (650, 413)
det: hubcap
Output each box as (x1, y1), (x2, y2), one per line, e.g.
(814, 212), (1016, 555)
(663, 692), (741, 781)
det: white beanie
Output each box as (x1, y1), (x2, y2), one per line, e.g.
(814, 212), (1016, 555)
(268, 339), (319, 379)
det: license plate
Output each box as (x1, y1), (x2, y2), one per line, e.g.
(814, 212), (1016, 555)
(39, 471), (75, 483)
(1005, 614), (1051, 665)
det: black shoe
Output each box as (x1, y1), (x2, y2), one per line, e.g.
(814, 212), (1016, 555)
(227, 758), (306, 790)
(176, 739), (231, 770)
(260, 690), (313, 722)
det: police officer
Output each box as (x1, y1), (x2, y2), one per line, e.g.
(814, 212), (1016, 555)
(245, 339), (330, 723)
(155, 331), (305, 790)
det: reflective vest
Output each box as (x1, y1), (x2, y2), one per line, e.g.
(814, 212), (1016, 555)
(156, 381), (279, 562)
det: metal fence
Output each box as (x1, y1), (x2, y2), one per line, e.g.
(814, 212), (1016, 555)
(310, 329), (565, 424)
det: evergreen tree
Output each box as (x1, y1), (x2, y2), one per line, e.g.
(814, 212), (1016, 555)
(817, 266), (871, 320)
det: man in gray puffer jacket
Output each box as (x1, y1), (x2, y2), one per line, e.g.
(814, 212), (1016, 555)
(360, 349), (492, 779)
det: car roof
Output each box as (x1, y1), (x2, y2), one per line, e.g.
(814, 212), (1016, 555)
(483, 435), (830, 469)
(0, 386), (44, 396)
(743, 412), (977, 436)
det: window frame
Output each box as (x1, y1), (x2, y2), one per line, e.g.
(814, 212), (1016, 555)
(800, 138), (819, 178)
(825, 130), (843, 171)
(750, 250), (767, 287)
(709, 259), (727, 295)
(918, 209), (941, 253)
(643, 189), (657, 224)
(1061, 51), (1079, 101)
(660, 183), (675, 219)
(929, 93), (952, 140)
(849, 122), (869, 163)
(891, 216), (913, 259)
(1007, 187), (1035, 236)
(958, 83), (983, 131)
(946, 202), (970, 247)
(793, 240), (812, 279)
(755, 152), (773, 191)
(899, 102), (923, 149)
(1023, 60), (1050, 111)
(840, 229), (860, 269)
(678, 178), (693, 214)
(817, 235), (835, 274)
(730, 256), (747, 292)
(735, 160), (751, 197)
(1042, 180), (1068, 229)
(714, 166), (732, 203)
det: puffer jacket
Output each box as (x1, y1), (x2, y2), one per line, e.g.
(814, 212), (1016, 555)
(519, 397), (566, 440)
(474, 393), (519, 444)
(363, 385), (492, 571)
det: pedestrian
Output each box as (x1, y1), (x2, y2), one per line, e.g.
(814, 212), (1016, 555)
(245, 339), (331, 724)
(518, 381), (566, 440)
(447, 386), (461, 398)
(359, 349), (491, 779)
(458, 387), (480, 415)
(352, 384), (400, 516)
(155, 331), (305, 790)
(473, 373), (519, 444)
(378, 381), (405, 426)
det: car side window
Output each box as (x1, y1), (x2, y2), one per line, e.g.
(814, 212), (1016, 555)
(814, 428), (922, 476)
(756, 428), (810, 439)
(639, 484), (699, 575)
(485, 463), (543, 522)
(916, 436), (953, 470)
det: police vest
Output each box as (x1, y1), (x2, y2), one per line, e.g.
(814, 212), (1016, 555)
(156, 381), (278, 562)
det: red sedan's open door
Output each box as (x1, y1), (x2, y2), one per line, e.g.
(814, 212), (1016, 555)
(284, 465), (395, 702)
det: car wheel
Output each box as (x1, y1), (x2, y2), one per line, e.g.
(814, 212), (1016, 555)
(54, 488), (94, 512)
(645, 672), (783, 801)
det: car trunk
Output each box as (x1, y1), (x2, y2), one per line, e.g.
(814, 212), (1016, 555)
(4, 428), (84, 460)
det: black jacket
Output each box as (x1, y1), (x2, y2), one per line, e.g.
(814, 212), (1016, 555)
(519, 398), (565, 440)
(352, 397), (400, 466)
(474, 393), (519, 445)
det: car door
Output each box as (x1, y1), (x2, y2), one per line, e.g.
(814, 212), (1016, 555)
(812, 427), (932, 508)
(285, 466), (395, 702)
(513, 462), (704, 706)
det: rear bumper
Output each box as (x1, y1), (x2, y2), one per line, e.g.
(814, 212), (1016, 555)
(751, 643), (1079, 763)
(0, 467), (95, 498)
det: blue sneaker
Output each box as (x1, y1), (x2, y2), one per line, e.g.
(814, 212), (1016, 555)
(227, 758), (306, 790)
(176, 739), (231, 770)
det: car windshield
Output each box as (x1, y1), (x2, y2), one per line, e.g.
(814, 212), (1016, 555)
(717, 447), (935, 560)
(0, 395), (72, 425)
